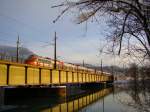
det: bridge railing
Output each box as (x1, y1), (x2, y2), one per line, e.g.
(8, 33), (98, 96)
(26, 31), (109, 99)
(0, 60), (113, 86)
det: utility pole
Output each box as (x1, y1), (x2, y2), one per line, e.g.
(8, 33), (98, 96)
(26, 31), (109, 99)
(54, 32), (57, 69)
(101, 59), (103, 74)
(111, 65), (114, 76)
(16, 35), (20, 63)
(103, 95), (105, 112)
(102, 59), (104, 112)
(101, 59), (104, 112)
(83, 60), (85, 67)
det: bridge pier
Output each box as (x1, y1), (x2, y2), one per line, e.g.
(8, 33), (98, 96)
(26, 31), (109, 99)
(2, 86), (66, 102)
(65, 83), (84, 96)
(0, 87), (5, 106)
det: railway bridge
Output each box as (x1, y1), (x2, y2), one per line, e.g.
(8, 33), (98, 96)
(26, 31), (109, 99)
(0, 60), (113, 87)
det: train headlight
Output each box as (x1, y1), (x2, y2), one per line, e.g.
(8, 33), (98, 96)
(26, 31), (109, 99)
(33, 61), (37, 65)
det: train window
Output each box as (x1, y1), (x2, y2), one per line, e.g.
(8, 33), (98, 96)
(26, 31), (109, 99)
(43, 59), (46, 63)
(28, 55), (35, 59)
(38, 59), (42, 63)
(67, 66), (69, 71)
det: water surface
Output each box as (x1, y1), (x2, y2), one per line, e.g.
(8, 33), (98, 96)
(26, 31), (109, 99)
(0, 83), (150, 112)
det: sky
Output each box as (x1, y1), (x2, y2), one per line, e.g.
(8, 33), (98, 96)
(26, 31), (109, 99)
(0, 0), (126, 66)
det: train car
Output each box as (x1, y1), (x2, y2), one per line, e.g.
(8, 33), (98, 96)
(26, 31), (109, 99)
(63, 62), (76, 71)
(56, 60), (64, 69)
(77, 66), (87, 72)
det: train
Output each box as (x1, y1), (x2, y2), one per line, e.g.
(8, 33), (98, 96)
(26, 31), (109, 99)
(25, 54), (111, 75)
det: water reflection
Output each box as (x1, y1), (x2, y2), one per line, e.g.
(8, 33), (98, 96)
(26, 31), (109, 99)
(78, 82), (150, 112)
(41, 87), (113, 112)
(1, 82), (150, 112)
(116, 81), (150, 112)
(0, 87), (113, 112)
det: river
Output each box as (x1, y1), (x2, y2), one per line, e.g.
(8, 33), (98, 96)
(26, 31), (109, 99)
(0, 82), (150, 112)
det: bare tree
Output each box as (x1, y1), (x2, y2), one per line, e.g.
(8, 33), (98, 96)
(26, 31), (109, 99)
(53, 0), (150, 62)
(128, 63), (138, 82)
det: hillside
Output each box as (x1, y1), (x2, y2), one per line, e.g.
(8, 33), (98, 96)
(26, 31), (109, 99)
(0, 45), (34, 59)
